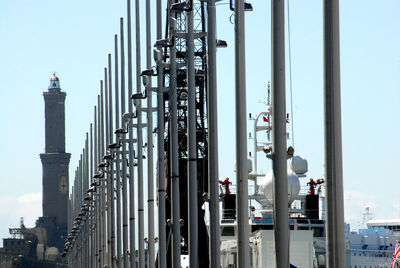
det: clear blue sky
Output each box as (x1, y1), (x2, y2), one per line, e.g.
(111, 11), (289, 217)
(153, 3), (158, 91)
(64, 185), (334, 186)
(0, 0), (399, 243)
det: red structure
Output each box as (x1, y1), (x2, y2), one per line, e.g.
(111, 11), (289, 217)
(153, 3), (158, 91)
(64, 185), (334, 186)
(219, 177), (232, 195)
(307, 178), (324, 195)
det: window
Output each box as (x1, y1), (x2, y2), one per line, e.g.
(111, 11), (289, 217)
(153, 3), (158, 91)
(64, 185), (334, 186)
(221, 226), (235, 236)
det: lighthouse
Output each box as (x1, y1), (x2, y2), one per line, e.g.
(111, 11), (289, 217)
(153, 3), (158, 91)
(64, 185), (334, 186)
(39, 73), (71, 248)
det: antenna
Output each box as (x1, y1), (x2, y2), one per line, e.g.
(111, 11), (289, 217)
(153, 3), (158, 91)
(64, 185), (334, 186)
(362, 206), (373, 226)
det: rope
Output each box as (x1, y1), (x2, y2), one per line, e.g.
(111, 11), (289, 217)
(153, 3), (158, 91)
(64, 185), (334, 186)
(287, 0), (295, 148)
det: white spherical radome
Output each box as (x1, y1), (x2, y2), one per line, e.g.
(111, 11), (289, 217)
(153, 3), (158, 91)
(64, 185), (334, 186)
(258, 168), (300, 205)
(233, 159), (253, 174)
(290, 155), (308, 175)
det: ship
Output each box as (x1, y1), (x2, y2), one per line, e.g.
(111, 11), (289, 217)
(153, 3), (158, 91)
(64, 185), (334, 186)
(212, 88), (398, 268)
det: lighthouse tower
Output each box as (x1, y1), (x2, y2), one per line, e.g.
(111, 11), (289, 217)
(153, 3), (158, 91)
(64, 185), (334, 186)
(39, 73), (71, 248)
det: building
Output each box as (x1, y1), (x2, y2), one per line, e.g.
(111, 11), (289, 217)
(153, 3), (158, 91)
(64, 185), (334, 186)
(39, 73), (71, 250)
(0, 74), (70, 267)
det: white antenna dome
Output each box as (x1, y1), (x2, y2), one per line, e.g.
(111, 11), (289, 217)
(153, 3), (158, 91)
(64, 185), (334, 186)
(233, 159), (253, 174)
(290, 155), (308, 175)
(258, 168), (300, 205)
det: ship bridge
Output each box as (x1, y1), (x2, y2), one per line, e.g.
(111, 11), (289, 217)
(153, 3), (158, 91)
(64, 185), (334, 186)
(367, 219), (400, 232)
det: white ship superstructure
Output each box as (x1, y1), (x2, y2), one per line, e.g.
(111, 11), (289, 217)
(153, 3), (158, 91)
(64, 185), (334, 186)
(345, 219), (400, 268)
(217, 95), (399, 268)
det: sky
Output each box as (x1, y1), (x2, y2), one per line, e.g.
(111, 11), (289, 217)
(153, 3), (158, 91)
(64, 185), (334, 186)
(0, 0), (399, 244)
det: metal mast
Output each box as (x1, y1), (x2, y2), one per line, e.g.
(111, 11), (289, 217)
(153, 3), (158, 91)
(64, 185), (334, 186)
(164, 1), (210, 267)
(168, 2), (181, 266)
(135, 0), (146, 265)
(234, 0), (250, 267)
(145, 0), (155, 266)
(206, 0), (221, 266)
(113, 33), (122, 268)
(119, 17), (130, 268)
(127, 1), (137, 267)
(324, 0), (346, 267)
(186, 4), (199, 268)
(271, 0), (290, 267)
(155, 0), (167, 266)
(62, 2), (224, 267)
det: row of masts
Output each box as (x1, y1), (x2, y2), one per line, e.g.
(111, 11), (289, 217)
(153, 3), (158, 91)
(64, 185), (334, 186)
(63, 0), (345, 268)
(65, 0), (219, 267)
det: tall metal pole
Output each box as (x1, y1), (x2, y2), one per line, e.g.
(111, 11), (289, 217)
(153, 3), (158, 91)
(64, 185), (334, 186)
(73, 173), (78, 267)
(234, 0), (250, 267)
(324, 0), (345, 267)
(96, 99), (102, 268)
(73, 175), (75, 268)
(81, 155), (85, 268)
(100, 81), (107, 265)
(109, 56), (114, 146)
(84, 150), (88, 268)
(85, 146), (89, 268)
(78, 156), (83, 268)
(145, 0), (155, 266)
(81, 151), (85, 268)
(104, 68), (113, 267)
(120, 17), (129, 268)
(168, 3), (181, 267)
(94, 106), (99, 268)
(156, 0), (167, 266)
(90, 123), (95, 268)
(75, 172), (78, 267)
(81, 154), (84, 268)
(186, 6), (198, 268)
(96, 100), (101, 268)
(78, 157), (82, 209)
(127, 1), (138, 267)
(76, 175), (79, 268)
(67, 191), (70, 267)
(206, 0), (221, 267)
(130, 0), (146, 267)
(105, 71), (110, 152)
(85, 133), (90, 268)
(114, 34), (122, 268)
(135, 0), (145, 265)
(271, 0), (290, 267)
(95, 105), (99, 268)
(108, 54), (116, 268)
(75, 166), (78, 268)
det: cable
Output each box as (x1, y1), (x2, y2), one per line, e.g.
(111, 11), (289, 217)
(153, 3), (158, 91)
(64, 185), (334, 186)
(287, 0), (295, 148)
